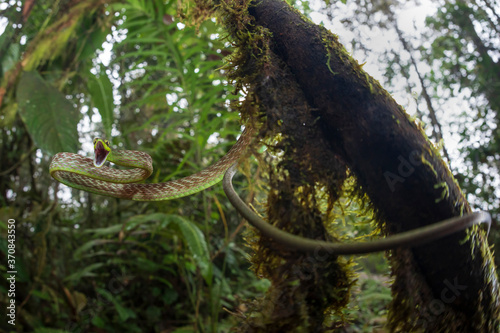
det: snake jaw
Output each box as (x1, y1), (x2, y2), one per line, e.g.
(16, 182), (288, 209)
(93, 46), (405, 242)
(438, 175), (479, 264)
(93, 138), (111, 168)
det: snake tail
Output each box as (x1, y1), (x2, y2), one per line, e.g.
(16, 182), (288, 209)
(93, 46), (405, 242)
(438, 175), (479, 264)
(223, 163), (491, 254)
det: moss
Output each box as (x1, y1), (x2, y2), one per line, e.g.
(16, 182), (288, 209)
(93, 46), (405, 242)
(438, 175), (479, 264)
(433, 181), (450, 203)
(420, 152), (438, 178)
(180, 1), (362, 331)
(181, 0), (499, 331)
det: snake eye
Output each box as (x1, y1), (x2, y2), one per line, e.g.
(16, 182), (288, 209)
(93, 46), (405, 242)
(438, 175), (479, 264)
(93, 138), (97, 145)
(105, 140), (110, 146)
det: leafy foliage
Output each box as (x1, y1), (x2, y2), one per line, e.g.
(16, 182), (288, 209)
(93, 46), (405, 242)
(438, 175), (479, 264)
(87, 69), (115, 138)
(17, 71), (79, 155)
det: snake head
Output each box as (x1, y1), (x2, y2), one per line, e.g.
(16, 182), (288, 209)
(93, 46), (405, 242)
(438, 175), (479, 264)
(93, 138), (111, 168)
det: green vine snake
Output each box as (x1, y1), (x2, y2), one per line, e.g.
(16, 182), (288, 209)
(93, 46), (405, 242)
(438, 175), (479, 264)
(50, 128), (491, 254)
(50, 129), (253, 200)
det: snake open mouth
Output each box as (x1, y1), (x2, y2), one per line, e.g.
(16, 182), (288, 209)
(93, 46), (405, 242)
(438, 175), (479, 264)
(94, 141), (110, 167)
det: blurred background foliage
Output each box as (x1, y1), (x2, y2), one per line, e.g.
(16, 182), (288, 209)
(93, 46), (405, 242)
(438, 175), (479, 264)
(0, 0), (498, 332)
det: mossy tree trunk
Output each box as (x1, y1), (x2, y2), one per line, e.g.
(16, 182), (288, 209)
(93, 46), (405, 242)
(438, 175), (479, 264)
(237, 0), (499, 331)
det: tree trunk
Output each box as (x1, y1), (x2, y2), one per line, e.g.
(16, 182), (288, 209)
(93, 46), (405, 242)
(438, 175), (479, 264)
(246, 0), (499, 330)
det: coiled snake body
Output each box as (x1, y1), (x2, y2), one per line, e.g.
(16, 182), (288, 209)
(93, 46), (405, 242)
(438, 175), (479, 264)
(50, 128), (491, 253)
(50, 129), (252, 201)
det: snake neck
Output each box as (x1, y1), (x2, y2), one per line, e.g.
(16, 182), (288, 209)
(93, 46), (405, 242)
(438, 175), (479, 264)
(107, 150), (153, 173)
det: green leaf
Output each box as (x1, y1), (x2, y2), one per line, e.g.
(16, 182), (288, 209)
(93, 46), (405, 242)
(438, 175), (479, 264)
(73, 239), (114, 259)
(87, 70), (114, 138)
(170, 216), (212, 284)
(91, 316), (106, 328)
(126, 212), (173, 230)
(125, 213), (212, 283)
(83, 224), (123, 236)
(0, 103), (18, 127)
(17, 71), (79, 155)
(78, 19), (110, 61)
(133, 256), (167, 272)
(163, 289), (178, 305)
(1, 43), (20, 74)
(64, 262), (105, 282)
(96, 288), (137, 321)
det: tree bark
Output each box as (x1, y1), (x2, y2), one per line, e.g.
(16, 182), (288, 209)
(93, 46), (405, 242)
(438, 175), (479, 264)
(247, 0), (499, 330)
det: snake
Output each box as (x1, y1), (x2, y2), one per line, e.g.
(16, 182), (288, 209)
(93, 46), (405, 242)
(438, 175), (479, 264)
(50, 128), (253, 200)
(49, 128), (491, 254)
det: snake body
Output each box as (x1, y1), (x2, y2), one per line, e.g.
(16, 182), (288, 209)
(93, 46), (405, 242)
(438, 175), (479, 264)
(50, 128), (252, 200)
(50, 128), (491, 254)
(223, 164), (491, 253)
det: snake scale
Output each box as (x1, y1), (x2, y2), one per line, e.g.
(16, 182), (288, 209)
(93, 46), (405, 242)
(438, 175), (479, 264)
(50, 127), (491, 254)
